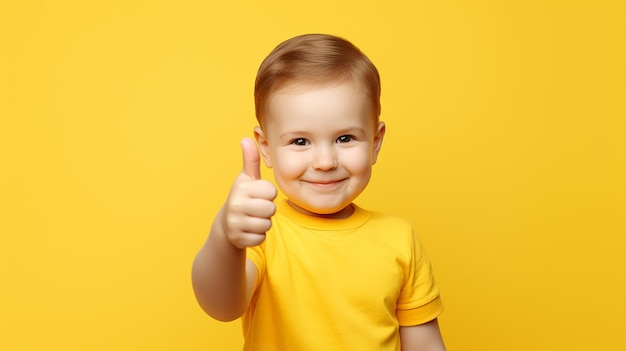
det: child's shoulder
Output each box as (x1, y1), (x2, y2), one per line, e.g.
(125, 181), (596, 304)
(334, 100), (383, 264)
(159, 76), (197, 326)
(356, 205), (414, 228)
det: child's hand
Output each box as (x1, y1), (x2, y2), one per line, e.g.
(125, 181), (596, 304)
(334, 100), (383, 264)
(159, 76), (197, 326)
(221, 137), (277, 249)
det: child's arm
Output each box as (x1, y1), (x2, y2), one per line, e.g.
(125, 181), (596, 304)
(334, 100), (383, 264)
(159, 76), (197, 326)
(191, 138), (277, 321)
(400, 319), (446, 351)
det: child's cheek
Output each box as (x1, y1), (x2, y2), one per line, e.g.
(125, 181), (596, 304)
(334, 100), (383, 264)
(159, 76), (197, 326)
(275, 150), (308, 177)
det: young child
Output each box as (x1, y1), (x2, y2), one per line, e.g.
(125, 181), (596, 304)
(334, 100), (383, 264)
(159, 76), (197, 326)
(192, 34), (445, 350)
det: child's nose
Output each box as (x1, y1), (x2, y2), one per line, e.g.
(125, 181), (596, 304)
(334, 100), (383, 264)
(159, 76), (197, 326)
(312, 145), (338, 171)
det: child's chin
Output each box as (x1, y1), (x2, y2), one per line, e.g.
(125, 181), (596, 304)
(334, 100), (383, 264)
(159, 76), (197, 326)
(289, 200), (353, 219)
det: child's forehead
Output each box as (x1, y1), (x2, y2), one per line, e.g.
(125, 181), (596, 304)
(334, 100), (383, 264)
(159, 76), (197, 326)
(267, 81), (366, 113)
(261, 81), (377, 128)
(268, 80), (371, 105)
(258, 79), (379, 128)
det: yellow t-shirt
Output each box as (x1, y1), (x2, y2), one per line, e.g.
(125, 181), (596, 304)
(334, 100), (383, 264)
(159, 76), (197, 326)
(244, 200), (443, 350)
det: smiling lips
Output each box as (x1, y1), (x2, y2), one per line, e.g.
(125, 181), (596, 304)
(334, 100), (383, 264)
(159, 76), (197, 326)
(302, 178), (347, 188)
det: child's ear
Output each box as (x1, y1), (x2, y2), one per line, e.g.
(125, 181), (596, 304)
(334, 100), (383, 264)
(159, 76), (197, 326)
(253, 126), (273, 168)
(371, 121), (386, 165)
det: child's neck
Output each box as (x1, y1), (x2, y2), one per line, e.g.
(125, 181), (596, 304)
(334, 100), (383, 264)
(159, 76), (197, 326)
(286, 200), (355, 219)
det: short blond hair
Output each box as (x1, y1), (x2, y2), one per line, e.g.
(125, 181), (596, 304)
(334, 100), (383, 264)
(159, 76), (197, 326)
(254, 34), (381, 126)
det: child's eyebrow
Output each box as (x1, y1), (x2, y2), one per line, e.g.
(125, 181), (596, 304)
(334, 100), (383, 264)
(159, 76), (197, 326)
(337, 127), (367, 135)
(279, 130), (310, 139)
(279, 127), (367, 139)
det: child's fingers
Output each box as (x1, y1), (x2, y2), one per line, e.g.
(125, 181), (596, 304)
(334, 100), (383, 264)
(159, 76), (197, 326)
(243, 198), (277, 218)
(241, 217), (273, 235)
(232, 232), (266, 248)
(241, 137), (261, 180)
(242, 179), (277, 201)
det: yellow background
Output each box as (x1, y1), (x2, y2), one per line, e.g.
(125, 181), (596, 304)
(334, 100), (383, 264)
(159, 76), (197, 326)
(1, 1), (625, 350)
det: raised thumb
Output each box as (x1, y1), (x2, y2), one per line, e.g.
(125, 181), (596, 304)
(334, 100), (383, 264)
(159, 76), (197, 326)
(241, 137), (261, 180)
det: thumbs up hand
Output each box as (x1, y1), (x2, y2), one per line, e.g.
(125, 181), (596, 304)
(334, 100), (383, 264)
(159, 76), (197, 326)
(221, 137), (277, 249)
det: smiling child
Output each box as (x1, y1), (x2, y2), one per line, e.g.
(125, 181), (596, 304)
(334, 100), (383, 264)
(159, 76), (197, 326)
(192, 34), (445, 350)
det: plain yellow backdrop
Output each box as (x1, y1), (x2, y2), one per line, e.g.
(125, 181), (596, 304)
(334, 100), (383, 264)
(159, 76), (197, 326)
(1, 1), (625, 350)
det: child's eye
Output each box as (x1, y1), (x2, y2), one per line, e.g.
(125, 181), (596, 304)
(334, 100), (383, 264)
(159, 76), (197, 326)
(336, 135), (354, 143)
(290, 138), (309, 146)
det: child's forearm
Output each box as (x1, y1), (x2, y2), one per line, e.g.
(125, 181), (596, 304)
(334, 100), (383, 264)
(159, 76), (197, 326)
(192, 138), (275, 321)
(192, 207), (249, 321)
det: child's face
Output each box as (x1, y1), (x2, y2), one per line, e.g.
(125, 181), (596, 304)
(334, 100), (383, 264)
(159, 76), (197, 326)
(255, 81), (385, 218)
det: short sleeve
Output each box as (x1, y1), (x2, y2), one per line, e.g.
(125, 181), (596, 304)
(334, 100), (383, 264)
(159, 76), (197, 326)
(246, 243), (266, 291)
(396, 229), (443, 326)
